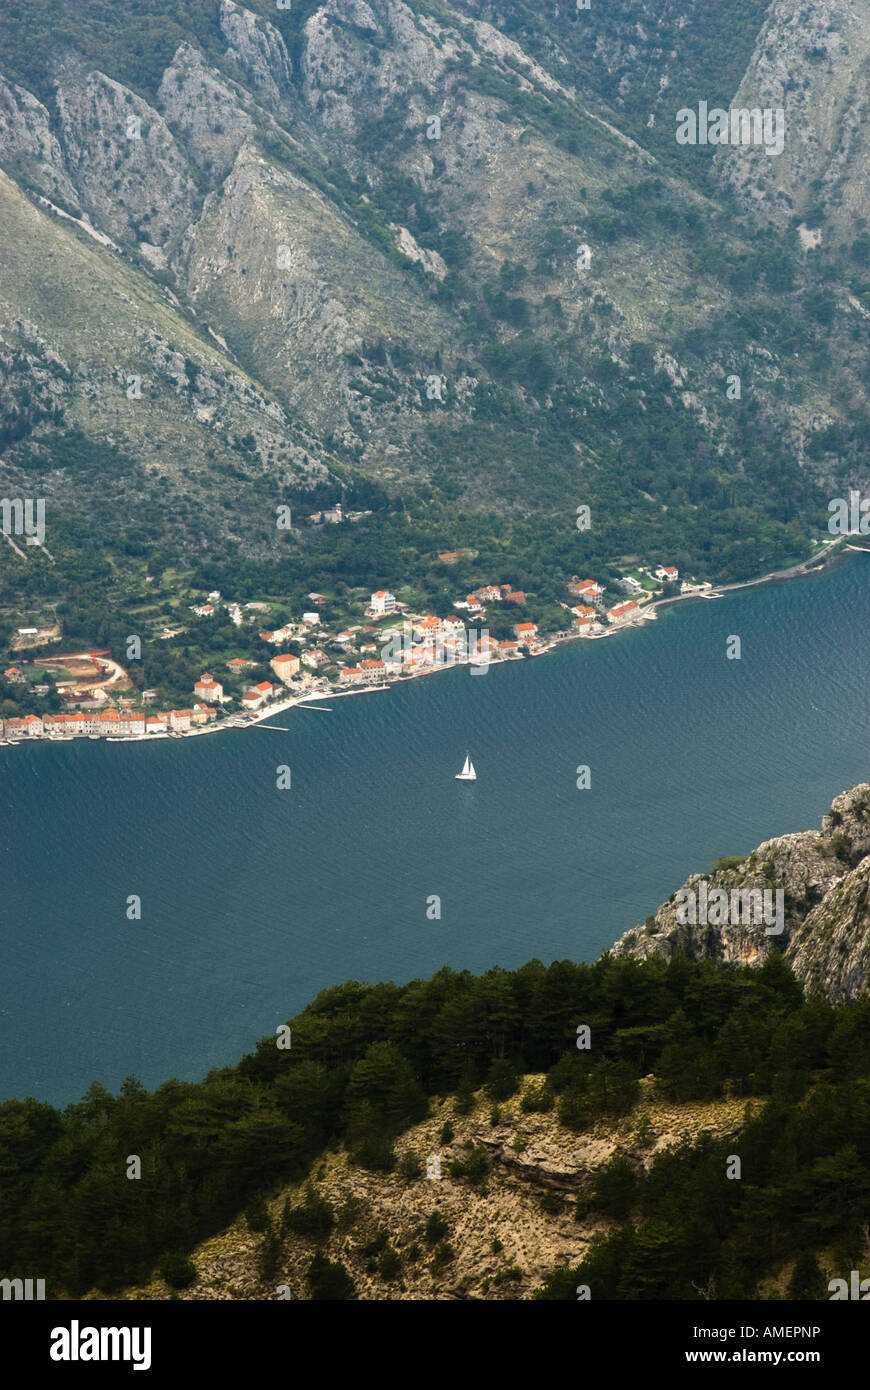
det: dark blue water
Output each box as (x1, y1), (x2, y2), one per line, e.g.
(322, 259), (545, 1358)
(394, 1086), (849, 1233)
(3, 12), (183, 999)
(3, 555), (868, 1105)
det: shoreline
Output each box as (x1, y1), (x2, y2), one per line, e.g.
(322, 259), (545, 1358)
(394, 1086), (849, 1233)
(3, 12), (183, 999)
(3, 538), (855, 748)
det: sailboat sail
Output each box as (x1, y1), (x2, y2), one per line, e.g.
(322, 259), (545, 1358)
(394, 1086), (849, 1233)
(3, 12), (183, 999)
(456, 755), (477, 781)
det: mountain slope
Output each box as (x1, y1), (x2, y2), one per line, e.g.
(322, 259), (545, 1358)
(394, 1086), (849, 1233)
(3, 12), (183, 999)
(0, 0), (869, 618)
(106, 1079), (754, 1301)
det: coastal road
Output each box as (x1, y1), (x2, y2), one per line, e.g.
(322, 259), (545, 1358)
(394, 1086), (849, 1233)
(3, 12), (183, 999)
(648, 536), (849, 620)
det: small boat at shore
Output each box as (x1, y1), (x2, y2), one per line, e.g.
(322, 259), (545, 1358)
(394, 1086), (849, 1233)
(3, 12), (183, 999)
(455, 754), (477, 781)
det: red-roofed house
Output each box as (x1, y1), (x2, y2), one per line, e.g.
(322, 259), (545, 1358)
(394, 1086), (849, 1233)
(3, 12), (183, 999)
(568, 578), (604, 599)
(608, 601), (639, 625)
(241, 683), (275, 711)
(302, 649), (328, 669)
(270, 653), (300, 683)
(194, 673), (224, 703)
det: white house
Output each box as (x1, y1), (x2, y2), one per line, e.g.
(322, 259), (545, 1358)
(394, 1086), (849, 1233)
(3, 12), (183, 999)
(370, 590), (397, 616)
(302, 649), (328, 669)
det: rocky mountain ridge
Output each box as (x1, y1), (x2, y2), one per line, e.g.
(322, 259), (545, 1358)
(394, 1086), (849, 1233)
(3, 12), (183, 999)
(612, 783), (870, 1004)
(0, 0), (869, 588)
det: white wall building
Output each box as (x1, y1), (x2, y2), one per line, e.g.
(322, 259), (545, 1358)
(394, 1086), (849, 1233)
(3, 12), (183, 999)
(370, 590), (397, 616)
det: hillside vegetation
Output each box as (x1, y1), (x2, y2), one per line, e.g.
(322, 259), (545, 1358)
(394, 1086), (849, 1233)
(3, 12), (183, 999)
(3, 945), (870, 1299)
(0, 0), (868, 643)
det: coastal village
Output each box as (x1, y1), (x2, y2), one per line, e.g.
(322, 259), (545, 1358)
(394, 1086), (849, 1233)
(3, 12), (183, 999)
(0, 560), (706, 744)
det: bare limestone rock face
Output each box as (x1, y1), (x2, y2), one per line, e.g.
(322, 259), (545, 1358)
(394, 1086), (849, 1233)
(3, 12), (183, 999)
(157, 43), (255, 183)
(714, 0), (870, 242)
(789, 856), (870, 1005)
(54, 65), (199, 248)
(301, 0), (457, 135)
(174, 141), (458, 445)
(612, 784), (870, 1002)
(0, 76), (78, 209)
(219, 0), (294, 109)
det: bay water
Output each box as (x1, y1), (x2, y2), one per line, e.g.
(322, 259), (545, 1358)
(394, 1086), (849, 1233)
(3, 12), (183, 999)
(2, 555), (868, 1105)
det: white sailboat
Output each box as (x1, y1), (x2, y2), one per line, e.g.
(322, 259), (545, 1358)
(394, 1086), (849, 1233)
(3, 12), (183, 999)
(455, 753), (477, 781)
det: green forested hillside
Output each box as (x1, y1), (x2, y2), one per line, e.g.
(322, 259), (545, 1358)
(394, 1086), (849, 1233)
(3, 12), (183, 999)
(2, 950), (870, 1299)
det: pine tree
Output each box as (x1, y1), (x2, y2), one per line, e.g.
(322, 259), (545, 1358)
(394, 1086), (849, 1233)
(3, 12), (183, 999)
(787, 1249), (828, 1300)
